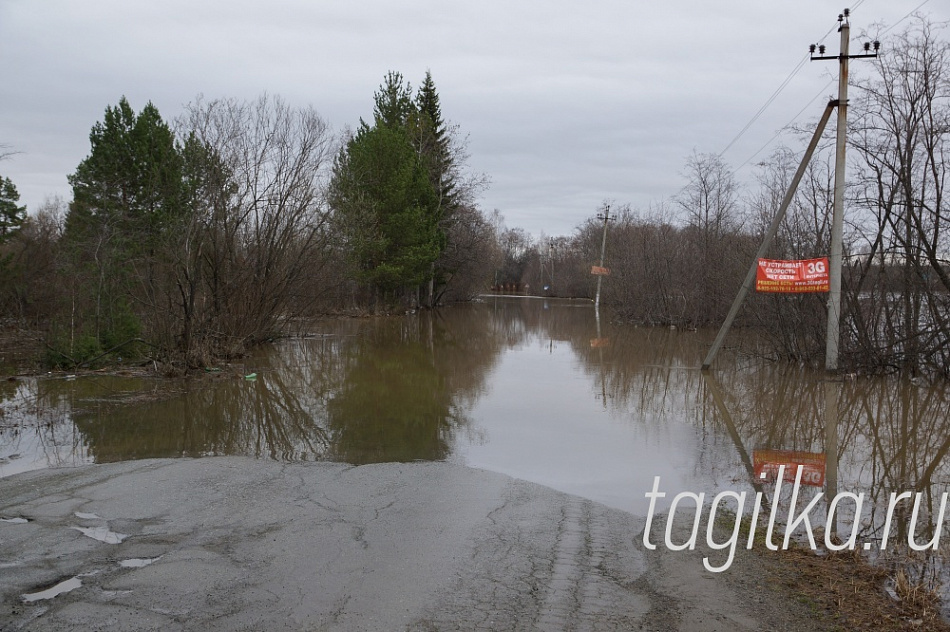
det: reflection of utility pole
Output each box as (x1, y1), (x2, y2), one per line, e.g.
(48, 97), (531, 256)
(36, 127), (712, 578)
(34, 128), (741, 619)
(823, 379), (839, 537)
(595, 308), (607, 407)
(811, 9), (879, 372)
(594, 204), (612, 310)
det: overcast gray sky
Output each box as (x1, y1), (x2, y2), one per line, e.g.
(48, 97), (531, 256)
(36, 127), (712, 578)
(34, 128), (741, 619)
(2, 0), (946, 237)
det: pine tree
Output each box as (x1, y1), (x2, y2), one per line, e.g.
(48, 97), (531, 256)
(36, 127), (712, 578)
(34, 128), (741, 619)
(66, 97), (186, 251)
(61, 97), (188, 355)
(373, 71), (415, 129)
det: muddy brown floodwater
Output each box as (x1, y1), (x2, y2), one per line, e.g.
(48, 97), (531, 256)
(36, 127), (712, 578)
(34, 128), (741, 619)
(2, 296), (950, 618)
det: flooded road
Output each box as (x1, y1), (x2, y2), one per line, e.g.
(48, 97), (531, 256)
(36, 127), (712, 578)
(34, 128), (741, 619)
(2, 297), (949, 549)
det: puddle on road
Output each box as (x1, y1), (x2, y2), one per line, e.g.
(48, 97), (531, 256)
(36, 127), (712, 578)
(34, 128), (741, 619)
(70, 526), (128, 545)
(119, 556), (160, 568)
(0, 516), (29, 524)
(21, 576), (82, 603)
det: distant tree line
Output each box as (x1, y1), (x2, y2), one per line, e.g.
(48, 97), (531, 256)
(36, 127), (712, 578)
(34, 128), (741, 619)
(0, 73), (500, 371)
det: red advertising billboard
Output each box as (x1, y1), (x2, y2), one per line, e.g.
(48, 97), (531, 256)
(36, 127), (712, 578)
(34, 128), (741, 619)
(755, 258), (829, 293)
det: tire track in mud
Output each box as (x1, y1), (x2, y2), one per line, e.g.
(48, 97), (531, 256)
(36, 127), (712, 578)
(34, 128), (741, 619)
(411, 481), (649, 632)
(574, 509), (614, 632)
(535, 497), (645, 632)
(535, 498), (586, 630)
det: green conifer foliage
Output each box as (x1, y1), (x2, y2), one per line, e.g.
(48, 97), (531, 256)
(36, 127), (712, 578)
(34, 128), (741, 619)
(0, 174), (26, 240)
(414, 71), (457, 214)
(66, 97), (186, 252)
(58, 97), (187, 360)
(373, 71), (415, 130)
(330, 122), (442, 296)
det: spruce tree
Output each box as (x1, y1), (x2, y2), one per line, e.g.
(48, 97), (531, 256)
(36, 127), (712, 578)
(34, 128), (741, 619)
(330, 71), (478, 308)
(0, 174), (26, 240)
(415, 71), (457, 214)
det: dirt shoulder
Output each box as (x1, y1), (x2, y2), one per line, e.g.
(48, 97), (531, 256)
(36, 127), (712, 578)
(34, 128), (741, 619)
(671, 510), (950, 632)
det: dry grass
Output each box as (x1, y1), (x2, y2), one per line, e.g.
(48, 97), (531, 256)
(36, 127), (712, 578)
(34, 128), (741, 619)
(762, 545), (948, 631)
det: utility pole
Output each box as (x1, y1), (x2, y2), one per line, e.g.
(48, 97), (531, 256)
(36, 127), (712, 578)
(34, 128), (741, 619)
(810, 9), (879, 372)
(594, 204), (612, 310)
(702, 9), (879, 371)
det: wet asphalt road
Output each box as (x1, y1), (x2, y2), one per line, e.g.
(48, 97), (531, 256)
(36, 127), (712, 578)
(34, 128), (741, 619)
(0, 458), (809, 631)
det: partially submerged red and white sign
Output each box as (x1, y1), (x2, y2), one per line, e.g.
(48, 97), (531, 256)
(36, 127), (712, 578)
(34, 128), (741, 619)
(755, 258), (829, 293)
(753, 449), (826, 487)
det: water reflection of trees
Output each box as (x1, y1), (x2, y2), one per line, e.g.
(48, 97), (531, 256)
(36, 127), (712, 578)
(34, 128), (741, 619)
(707, 366), (950, 592)
(719, 366), (950, 517)
(325, 307), (505, 463)
(0, 379), (89, 473)
(493, 299), (713, 435)
(564, 314), (709, 425)
(550, 301), (950, 548)
(39, 306), (504, 466)
(19, 298), (950, 522)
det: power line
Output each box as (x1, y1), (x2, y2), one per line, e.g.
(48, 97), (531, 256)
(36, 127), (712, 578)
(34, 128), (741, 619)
(881, 0), (931, 34)
(718, 5), (868, 161)
(734, 78), (836, 172)
(718, 55), (809, 157)
(720, 3), (891, 170)
(740, 0), (932, 170)
(730, 0), (937, 177)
